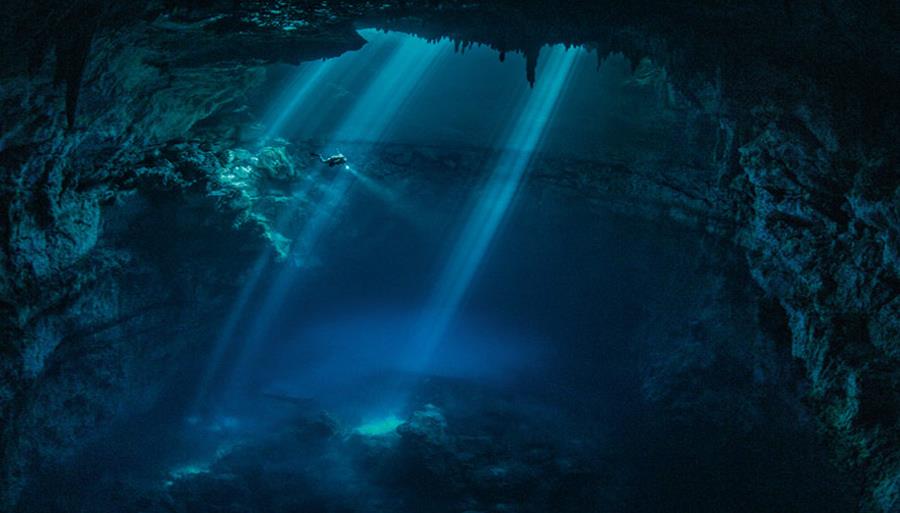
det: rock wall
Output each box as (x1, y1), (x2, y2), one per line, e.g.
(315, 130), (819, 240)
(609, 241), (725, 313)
(734, 115), (900, 512)
(0, 5), (364, 507)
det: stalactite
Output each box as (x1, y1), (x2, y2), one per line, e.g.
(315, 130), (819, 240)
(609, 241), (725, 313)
(524, 46), (539, 87)
(53, 1), (102, 129)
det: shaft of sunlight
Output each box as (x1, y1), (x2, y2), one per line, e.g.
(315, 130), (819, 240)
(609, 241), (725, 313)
(411, 45), (580, 369)
(261, 60), (336, 142)
(332, 34), (453, 144)
(216, 34), (452, 408)
(192, 37), (410, 414)
(190, 168), (326, 413)
(262, 32), (402, 143)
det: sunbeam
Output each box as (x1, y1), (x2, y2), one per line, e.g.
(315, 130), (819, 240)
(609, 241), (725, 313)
(190, 167), (327, 413)
(410, 45), (580, 370)
(261, 60), (336, 143)
(207, 32), (453, 410)
(332, 34), (454, 144)
(261, 33), (405, 143)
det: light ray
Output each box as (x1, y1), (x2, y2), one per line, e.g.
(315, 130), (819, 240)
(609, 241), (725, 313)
(411, 45), (580, 369)
(218, 170), (355, 401)
(215, 33), (453, 408)
(190, 168), (326, 413)
(344, 164), (398, 202)
(332, 35), (453, 144)
(190, 248), (271, 413)
(261, 31), (403, 143)
(261, 60), (337, 142)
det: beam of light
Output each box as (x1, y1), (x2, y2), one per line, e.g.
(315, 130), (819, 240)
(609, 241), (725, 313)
(215, 34), (453, 409)
(260, 60), (336, 142)
(260, 31), (403, 143)
(189, 248), (271, 413)
(332, 34), (453, 144)
(343, 163), (431, 234)
(217, 170), (355, 404)
(191, 32), (426, 414)
(411, 45), (580, 370)
(190, 168), (326, 414)
(344, 164), (398, 203)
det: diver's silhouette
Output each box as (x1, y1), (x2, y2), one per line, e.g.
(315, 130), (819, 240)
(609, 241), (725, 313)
(310, 151), (348, 167)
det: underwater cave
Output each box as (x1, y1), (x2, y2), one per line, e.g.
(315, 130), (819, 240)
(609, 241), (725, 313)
(1, 2), (898, 513)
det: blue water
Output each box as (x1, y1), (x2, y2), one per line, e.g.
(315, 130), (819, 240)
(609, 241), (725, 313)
(20, 29), (855, 513)
(185, 31), (852, 512)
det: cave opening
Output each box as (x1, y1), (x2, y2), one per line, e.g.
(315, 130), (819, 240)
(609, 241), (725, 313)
(7, 26), (867, 513)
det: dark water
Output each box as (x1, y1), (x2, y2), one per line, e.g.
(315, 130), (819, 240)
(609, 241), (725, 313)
(20, 30), (855, 513)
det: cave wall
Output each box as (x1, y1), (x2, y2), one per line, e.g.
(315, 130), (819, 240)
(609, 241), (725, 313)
(1, 1), (898, 511)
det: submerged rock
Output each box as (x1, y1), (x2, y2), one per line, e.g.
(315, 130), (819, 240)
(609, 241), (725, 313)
(397, 404), (448, 445)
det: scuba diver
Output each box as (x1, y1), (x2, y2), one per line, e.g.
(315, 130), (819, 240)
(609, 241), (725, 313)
(310, 151), (348, 168)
